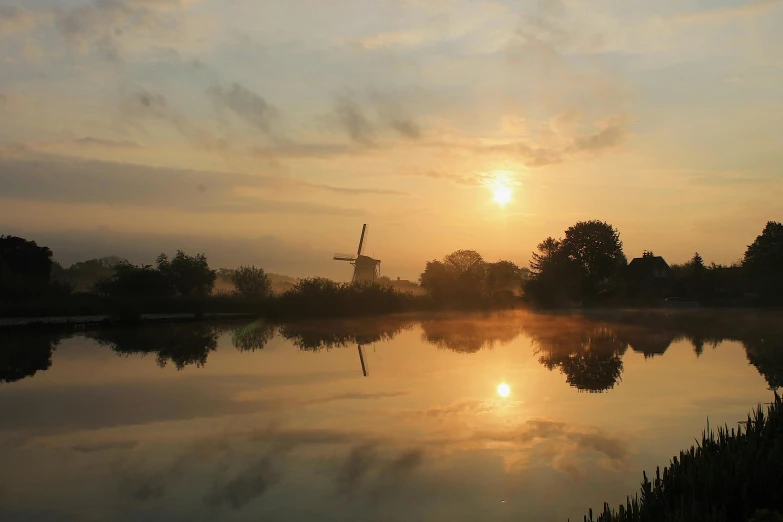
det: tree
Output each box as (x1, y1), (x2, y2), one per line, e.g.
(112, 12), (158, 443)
(530, 237), (562, 274)
(562, 220), (626, 282)
(486, 260), (525, 295)
(419, 260), (452, 300)
(0, 235), (53, 298)
(443, 249), (485, 275)
(232, 265), (271, 298)
(156, 250), (216, 297)
(744, 221), (783, 300)
(64, 256), (127, 291)
(95, 262), (174, 299)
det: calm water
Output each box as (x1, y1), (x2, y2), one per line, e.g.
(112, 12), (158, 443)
(1, 310), (781, 522)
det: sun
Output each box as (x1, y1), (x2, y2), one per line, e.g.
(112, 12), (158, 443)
(497, 382), (511, 398)
(493, 185), (512, 206)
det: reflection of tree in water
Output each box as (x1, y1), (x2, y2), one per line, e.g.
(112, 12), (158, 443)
(535, 326), (627, 393)
(232, 321), (275, 352)
(88, 324), (219, 370)
(278, 317), (413, 352)
(419, 314), (523, 353)
(0, 331), (63, 383)
(744, 336), (783, 390)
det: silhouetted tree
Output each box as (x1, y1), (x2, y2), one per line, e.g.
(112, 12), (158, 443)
(744, 221), (783, 302)
(0, 235), (53, 298)
(525, 220), (626, 306)
(156, 250), (216, 297)
(486, 260), (526, 296)
(419, 250), (490, 305)
(95, 262), (174, 299)
(63, 256), (126, 291)
(562, 220), (626, 298)
(419, 260), (452, 300)
(529, 237), (562, 274)
(232, 266), (271, 298)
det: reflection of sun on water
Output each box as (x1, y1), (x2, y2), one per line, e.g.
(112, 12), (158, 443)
(497, 382), (511, 397)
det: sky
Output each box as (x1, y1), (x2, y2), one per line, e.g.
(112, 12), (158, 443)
(0, 0), (781, 279)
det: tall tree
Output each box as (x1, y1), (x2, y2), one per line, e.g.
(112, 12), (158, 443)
(443, 250), (485, 275)
(743, 221), (783, 299)
(0, 236), (53, 298)
(530, 237), (562, 274)
(562, 220), (626, 286)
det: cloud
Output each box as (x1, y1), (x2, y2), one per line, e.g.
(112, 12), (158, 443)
(54, 0), (192, 61)
(567, 117), (628, 153)
(70, 440), (141, 453)
(205, 457), (282, 509)
(208, 82), (279, 134)
(73, 136), (142, 148)
(334, 444), (424, 495)
(670, 0), (783, 23)
(0, 6), (36, 33)
(0, 155), (363, 214)
(485, 116), (628, 166)
(468, 419), (631, 475)
(351, 31), (424, 50)
(407, 399), (494, 418)
(331, 91), (423, 145)
(334, 94), (376, 146)
(336, 443), (378, 495)
(118, 86), (230, 151)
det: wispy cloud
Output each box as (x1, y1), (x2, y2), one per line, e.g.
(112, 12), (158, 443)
(0, 152), (381, 216)
(208, 82), (279, 134)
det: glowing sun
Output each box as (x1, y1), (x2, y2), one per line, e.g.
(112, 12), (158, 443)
(497, 382), (511, 398)
(493, 185), (512, 206)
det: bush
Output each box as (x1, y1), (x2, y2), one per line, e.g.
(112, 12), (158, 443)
(232, 265), (271, 298)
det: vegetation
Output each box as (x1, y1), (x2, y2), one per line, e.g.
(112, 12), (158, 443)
(419, 249), (527, 307)
(580, 394), (783, 522)
(156, 250), (216, 297)
(524, 220), (626, 307)
(2, 219), (783, 320)
(744, 221), (783, 304)
(231, 265), (271, 298)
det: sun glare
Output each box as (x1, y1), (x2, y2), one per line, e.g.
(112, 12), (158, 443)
(497, 382), (511, 398)
(493, 185), (512, 206)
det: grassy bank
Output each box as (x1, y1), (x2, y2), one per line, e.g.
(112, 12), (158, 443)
(580, 394), (783, 522)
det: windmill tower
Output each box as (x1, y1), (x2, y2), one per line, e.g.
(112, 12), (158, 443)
(333, 224), (381, 282)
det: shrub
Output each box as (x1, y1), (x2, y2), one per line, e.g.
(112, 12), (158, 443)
(232, 265), (271, 298)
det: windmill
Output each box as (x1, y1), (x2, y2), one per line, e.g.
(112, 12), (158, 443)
(333, 224), (381, 282)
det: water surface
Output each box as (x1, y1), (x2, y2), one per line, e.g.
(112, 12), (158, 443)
(1, 310), (781, 522)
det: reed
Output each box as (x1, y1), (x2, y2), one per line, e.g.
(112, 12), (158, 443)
(580, 393), (783, 522)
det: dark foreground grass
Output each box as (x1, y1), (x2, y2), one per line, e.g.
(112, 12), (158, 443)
(579, 393), (783, 522)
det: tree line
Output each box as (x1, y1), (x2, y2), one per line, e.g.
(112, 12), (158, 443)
(1, 219), (781, 317)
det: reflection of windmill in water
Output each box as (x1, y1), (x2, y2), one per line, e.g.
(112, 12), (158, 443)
(333, 224), (381, 282)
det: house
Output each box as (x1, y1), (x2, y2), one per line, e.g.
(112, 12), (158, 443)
(626, 251), (672, 297)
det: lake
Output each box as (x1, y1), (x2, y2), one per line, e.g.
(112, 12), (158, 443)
(1, 310), (781, 522)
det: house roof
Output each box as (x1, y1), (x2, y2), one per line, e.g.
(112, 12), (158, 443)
(628, 255), (670, 271)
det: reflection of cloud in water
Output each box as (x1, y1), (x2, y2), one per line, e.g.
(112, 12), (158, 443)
(205, 456), (282, 509)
